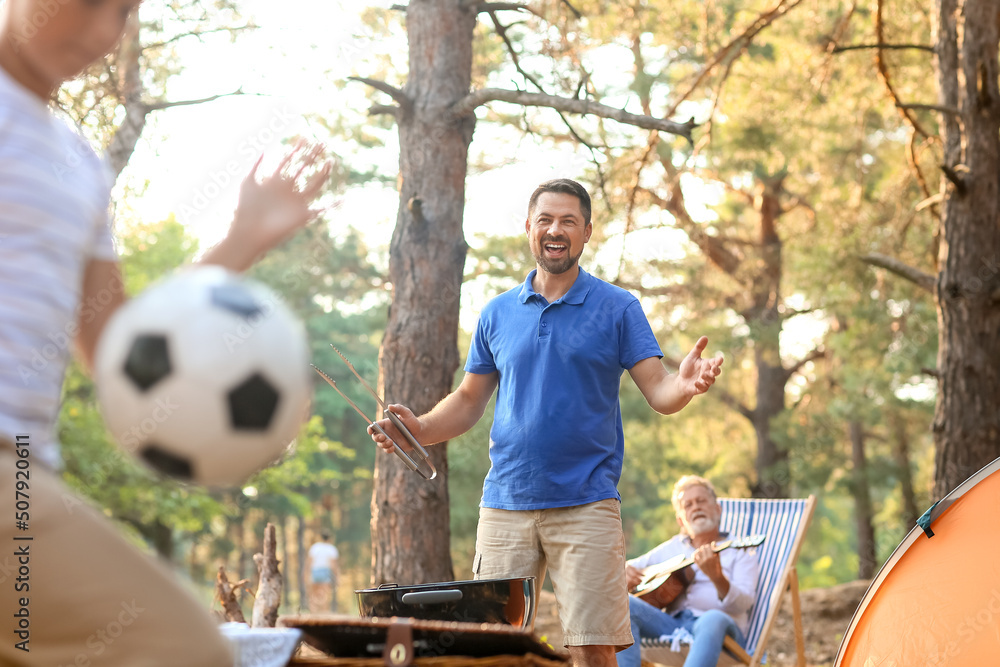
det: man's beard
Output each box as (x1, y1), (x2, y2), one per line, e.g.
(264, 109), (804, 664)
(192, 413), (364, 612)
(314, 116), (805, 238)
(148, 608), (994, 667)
(531, 238), (584, 275)
(688, 516), (719, 536)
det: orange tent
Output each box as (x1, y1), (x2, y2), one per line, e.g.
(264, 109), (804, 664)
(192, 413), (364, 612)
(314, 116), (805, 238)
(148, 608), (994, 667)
(835, 457), (1000, 666)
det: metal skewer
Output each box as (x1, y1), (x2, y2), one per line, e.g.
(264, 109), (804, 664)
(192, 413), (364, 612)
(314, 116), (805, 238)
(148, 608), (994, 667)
(311, 361), (436, 480)
(330, 346), (434, 464)
(310, 365), (384, 435)
(332, 347), (388, 411)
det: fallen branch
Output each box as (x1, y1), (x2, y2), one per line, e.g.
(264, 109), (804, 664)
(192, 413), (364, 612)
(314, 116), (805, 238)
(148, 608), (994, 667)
(251, 523), (282, 628)
(215, 567), (248, 624)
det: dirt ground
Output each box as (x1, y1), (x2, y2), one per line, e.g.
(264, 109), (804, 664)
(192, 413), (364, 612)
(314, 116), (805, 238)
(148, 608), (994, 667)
(532, 579), (871, 666)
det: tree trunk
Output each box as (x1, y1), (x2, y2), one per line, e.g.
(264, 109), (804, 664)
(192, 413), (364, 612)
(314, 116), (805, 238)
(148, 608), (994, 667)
(125, 516), (174, 562)
(107, 11), (148, 177)
(849, 421), (877, 579)
(752, 348), (788, 498)
(188, 536), (203, 585)
(748, 177), (790, 499)
(296, 515), (307, 612)
(236, 512), (249, 581)
(372, 0), (475, 585)
(890, 412), (921, 528)
(278, 516), (291, 609)
(661, 172), (797, 498)
(932, 0), (1000, 499)
(150, 519), (173, 562)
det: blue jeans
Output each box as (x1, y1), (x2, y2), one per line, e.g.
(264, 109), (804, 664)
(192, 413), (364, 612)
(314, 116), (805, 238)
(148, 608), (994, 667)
(311, 566), (333, 584)
(617, 596), (746, 667)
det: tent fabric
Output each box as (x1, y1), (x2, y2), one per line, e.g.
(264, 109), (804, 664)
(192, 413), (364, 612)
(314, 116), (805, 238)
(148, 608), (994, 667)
(836, 457), (1000, 667)
(641, 497), (814, 666)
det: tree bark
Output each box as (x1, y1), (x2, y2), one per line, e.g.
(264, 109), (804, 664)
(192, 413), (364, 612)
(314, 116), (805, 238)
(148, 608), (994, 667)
(746, 177), (790, 499)
(296, 515), (307, 612)
(932, 0), (1000, 498)
(371, 0), (476, 585)
(149, 519), (174, 562)
(106, 11), (147, 177)
(890, 412), (921, 528)
(278, 516), (290, 609)
(849, 421), (877, 579)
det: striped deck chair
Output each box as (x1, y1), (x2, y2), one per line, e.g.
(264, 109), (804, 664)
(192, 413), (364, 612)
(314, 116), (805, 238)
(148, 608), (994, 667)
(641, 496), (816, 667)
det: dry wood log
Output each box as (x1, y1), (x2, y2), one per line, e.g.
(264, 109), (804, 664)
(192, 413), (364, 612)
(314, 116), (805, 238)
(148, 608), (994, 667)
(252, 522), (282, 628)
(215, 566), (247, 623)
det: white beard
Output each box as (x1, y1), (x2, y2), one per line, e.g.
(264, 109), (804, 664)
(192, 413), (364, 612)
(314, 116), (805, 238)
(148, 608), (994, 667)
(688, 516), (719, 536)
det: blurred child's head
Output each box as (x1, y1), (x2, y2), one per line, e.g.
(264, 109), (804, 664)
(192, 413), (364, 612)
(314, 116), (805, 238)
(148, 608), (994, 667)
(0, 0), (140, 96)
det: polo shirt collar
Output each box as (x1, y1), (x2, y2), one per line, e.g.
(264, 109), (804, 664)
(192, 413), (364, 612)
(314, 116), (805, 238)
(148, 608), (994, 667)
(518, 267), (594, 305)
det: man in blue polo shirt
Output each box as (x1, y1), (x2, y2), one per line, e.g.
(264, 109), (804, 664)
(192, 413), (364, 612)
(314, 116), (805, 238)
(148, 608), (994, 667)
(370, 178), (723, 667)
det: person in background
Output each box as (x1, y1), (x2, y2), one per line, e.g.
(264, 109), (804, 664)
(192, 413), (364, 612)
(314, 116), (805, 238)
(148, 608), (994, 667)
(0, 1), (331, 664)
(617, 476), (759, 667)
(307, 533), (341, 613)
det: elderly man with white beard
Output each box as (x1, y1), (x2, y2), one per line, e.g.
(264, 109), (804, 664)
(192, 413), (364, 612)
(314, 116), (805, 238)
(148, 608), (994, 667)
(617, 476), (759, 667)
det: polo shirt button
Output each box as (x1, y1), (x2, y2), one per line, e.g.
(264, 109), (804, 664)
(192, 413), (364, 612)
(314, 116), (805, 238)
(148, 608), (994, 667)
(541, 322), (547, 327)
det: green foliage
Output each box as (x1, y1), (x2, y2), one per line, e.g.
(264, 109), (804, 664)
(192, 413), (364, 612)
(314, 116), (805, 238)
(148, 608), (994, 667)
(117, 214), (199, 294)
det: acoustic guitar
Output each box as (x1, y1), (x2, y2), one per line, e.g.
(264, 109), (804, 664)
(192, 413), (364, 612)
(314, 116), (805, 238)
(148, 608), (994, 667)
(630, 535), (765, 609)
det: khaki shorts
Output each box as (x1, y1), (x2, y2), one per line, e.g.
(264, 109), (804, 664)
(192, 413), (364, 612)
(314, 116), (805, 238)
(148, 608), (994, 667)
(0, 440), (233, 666)
(473, 498), (633, 650)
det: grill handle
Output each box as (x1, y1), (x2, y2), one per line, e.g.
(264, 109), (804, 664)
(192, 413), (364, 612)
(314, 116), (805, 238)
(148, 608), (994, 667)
(400, 589), (463, 605)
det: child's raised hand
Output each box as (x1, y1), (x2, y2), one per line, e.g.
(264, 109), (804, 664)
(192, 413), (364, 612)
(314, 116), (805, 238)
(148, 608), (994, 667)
(224, 141), (333, 268)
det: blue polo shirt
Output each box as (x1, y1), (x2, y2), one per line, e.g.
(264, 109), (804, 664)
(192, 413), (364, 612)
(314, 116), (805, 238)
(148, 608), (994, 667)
(465, 268), (662, 510)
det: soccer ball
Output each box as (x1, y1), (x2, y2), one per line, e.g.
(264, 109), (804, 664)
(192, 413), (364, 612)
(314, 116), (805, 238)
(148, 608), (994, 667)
(94, 266), (311, 487)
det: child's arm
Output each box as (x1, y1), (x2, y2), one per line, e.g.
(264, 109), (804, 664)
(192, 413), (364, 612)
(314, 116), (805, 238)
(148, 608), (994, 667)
(75, 142), (331, 371)
(76, 259), (126, 371)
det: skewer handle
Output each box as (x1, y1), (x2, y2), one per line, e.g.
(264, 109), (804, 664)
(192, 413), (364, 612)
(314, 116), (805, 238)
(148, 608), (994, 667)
(384, 410), (437, 480)
(368, 421), (421, 474)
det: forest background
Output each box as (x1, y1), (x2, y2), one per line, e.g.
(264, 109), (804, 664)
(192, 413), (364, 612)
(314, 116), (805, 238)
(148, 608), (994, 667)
(49, 0), (991, 618)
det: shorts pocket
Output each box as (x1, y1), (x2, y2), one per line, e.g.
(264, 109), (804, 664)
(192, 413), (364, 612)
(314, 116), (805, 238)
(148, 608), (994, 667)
(472, 552), (483, 577)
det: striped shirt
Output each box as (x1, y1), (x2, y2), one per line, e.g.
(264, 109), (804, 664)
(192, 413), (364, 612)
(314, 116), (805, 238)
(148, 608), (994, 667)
(0, 66), (118, 467)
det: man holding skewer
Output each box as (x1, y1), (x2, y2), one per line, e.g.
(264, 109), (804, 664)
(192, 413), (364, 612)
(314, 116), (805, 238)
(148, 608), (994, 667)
(370, 178), (724, 667)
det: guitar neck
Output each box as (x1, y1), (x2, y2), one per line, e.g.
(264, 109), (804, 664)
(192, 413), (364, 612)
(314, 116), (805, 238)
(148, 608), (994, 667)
(632, 534), (764, 599)
(675, 538), (733, 568)
(642, 538), (735, 577)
